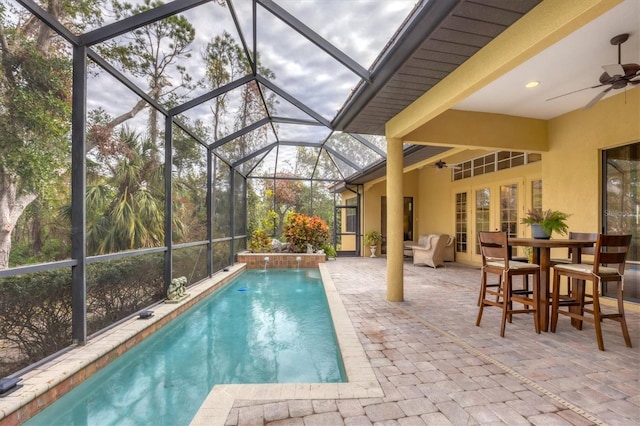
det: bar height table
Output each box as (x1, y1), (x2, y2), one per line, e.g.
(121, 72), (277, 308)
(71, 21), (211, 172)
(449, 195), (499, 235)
(508, 237), (596, 332)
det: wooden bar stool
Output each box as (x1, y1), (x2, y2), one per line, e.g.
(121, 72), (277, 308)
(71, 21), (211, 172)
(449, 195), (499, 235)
(551, 234), (632, 351)
(476, 231), (541, 337)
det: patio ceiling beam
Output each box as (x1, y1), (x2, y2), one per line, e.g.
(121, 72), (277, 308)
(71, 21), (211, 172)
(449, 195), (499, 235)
(169, 74), (255, 116)
(256, 0), (371, 83)
(387, 0), (621, 139)
(17, 0), (80, 45)
(79, 0), (211, 46)
(257, 76), (330, 128)
(210, 117), (270, 149)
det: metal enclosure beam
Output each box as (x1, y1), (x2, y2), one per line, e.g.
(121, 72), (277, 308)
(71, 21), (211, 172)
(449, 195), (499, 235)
(229, 171), (236, 265)
(164, 117), (174, 291)
(207, 148), (213, 277)
(71, 45), (88, 344)
(257, 0), (371, 82)
(80, 0), (212, 46)
(17, 0), (80, 44)
(256, 75), (331, 127)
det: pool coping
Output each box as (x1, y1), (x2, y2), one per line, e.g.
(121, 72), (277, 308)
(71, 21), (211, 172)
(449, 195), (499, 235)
(0, 263), (382, 426)
(190, 263), (382, 425)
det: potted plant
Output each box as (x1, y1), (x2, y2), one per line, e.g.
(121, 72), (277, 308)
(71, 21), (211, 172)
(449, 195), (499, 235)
(364, 230), (383, 257)
(521, 209), (571, 239)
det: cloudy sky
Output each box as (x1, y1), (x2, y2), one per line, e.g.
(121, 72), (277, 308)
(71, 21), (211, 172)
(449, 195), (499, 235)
(86, 0), (417, 125)
(77, 0), (419, 176)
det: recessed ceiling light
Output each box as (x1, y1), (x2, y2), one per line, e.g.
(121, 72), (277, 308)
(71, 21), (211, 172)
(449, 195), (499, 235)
(525, 81), (540, 88)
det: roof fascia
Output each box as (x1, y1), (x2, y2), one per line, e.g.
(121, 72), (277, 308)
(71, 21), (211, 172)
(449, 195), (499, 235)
(332, 0), (463, 132)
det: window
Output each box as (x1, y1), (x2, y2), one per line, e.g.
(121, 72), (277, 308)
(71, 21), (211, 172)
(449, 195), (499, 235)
(453, 151), (540, 181)
(500, 184), (518, 238)
(456, 192), (467, 253)
(345, 198), (357, 233)
(532, 180), (542, 211)
(475, 188), (490, 254)
(602, 142), (639, 303)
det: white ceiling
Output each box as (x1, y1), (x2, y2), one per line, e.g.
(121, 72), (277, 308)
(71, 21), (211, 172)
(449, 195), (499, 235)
(454, 0), (640, 120)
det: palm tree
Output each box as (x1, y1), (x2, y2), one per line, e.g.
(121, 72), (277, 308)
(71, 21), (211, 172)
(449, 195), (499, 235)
(86, 128), (185, 255)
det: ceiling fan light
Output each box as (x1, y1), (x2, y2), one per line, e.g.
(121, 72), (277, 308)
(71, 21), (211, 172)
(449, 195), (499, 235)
(525, 81), (539, 88)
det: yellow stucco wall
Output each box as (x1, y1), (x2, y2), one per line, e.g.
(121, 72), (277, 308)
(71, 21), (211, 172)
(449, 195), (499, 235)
(353, 88), (639, 264)
(361, 169), (420, 255)
(545, 89), (640, 233)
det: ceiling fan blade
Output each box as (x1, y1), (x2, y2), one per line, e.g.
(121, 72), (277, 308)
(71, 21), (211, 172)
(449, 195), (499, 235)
(582, 86), (613, 110)
(603, 64), (624, 77)
(546, 84), (604, 102)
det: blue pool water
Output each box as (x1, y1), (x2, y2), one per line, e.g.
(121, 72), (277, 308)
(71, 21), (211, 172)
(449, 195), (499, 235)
(26, 269), (345, 426)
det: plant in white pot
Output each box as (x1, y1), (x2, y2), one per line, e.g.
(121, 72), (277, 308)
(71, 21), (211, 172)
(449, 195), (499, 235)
(364, 231), (383, 257)
(521, 209), (570, 239)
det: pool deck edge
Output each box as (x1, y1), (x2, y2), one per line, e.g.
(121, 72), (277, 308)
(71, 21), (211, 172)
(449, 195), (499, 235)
(190, 263), (383, 426)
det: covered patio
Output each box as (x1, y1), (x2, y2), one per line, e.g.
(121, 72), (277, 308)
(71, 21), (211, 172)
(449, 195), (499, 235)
(220, 258), (640, 425)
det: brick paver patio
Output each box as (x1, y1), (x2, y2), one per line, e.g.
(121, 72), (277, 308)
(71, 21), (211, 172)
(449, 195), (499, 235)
(225, 258), (640, 425)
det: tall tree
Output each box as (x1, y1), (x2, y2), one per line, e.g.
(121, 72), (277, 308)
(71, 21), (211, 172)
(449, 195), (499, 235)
(0, 0), (102, 269)
(202, 32), (276, 239)
(94, 0), (199, 149)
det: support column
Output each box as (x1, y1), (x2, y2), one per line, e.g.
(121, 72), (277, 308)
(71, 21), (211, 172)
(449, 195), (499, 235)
(71, 45), (87, 344)
(386, 137), (404, 301)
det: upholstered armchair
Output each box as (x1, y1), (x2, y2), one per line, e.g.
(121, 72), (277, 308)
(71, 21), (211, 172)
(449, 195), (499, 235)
(404, 234), (455, 263)
(411, 234), (448, 268)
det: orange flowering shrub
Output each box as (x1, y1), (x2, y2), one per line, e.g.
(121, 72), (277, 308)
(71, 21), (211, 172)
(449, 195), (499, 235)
(283, 212), (330, 252)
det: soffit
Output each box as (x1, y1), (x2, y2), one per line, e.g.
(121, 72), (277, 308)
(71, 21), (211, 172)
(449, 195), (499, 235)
(336, 0), (543, 136)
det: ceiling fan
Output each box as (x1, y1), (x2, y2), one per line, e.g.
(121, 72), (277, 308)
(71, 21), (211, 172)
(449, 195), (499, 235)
(430, 160), (461, 170)
(547, 33), (640, 109)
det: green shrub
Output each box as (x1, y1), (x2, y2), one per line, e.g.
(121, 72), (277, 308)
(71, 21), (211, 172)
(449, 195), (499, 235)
(283, 212), (330, 252)
(0, 254), (164, 377)
(0, 269), (73, 376)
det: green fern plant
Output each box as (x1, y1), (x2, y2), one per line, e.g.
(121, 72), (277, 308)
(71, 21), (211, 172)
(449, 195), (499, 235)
(521, 209), (571, 237)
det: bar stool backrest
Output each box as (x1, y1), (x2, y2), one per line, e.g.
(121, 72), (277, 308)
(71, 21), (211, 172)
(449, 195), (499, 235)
(593, 234), (632, 274)
(478, 231), (508, 266)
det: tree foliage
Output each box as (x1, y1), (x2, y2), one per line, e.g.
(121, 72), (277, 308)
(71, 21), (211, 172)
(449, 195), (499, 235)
(86, 127), (186, 254)
(0, 0), (101, 269)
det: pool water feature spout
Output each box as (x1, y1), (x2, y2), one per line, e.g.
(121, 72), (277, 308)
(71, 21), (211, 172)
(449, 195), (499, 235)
(263, 256), (269, 271)
(296, 256), (301, 270)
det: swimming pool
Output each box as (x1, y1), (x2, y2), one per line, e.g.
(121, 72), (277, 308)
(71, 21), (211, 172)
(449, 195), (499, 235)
(24, 269), (345, 426)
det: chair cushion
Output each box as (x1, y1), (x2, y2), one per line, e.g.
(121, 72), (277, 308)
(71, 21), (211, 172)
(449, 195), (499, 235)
(417, 235), (429, 246)
(487, 260), (539, 269)
(554, 263), (620, 275)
